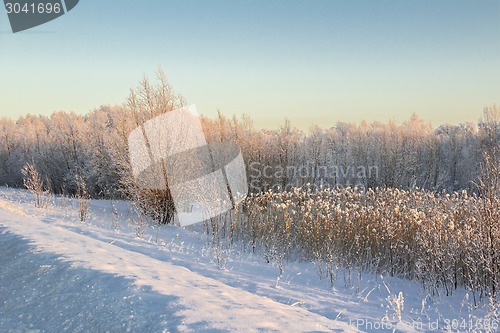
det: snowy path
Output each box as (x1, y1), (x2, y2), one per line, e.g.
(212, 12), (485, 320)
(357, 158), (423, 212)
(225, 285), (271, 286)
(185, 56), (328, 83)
(0, 198), (358, 332)
(0, 228), (183, 333)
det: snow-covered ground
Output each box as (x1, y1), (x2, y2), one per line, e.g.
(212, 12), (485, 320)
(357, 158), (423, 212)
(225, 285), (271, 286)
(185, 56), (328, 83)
(0, 187), (498, 333)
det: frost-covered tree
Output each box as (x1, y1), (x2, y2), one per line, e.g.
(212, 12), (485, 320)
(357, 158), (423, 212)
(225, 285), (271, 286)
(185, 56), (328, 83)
(122, 68), (185, 225)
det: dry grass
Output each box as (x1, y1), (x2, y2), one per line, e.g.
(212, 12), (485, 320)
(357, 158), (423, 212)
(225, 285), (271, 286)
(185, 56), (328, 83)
(219, 184), (499, 301)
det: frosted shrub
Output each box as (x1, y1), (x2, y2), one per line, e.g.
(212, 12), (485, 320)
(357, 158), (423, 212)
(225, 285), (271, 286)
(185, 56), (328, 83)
(75, 174), (90, 222)
(21, 162), (51, 208)
(386, 291), (404, 322)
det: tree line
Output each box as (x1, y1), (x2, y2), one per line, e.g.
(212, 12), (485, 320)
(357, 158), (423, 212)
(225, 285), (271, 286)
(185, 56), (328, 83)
(0, 72), (498, 199)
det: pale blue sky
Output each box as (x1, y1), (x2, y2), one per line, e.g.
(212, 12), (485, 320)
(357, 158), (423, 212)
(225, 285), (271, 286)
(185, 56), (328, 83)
(1, 0), (499, 129)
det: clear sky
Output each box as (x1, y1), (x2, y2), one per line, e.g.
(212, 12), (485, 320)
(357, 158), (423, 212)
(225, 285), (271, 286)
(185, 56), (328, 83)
(1, 0), (499, 130)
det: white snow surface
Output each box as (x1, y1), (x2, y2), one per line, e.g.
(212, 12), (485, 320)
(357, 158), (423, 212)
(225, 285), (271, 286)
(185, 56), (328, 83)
(0, 187), (497, 333)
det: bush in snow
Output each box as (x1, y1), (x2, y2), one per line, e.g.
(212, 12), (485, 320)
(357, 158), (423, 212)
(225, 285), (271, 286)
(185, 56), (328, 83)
(21, 162), (51, 208)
